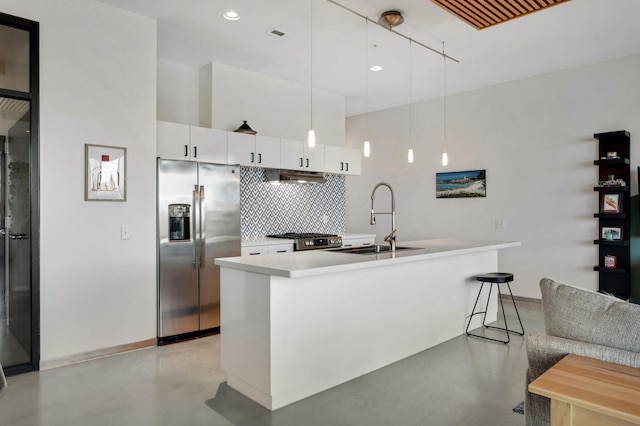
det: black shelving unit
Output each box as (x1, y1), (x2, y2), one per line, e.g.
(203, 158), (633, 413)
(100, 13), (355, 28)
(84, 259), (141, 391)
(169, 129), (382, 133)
(593, 130), (639, 302)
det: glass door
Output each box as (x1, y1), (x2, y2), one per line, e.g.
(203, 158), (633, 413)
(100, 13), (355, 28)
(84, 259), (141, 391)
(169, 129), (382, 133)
(0, 12), (39, 374)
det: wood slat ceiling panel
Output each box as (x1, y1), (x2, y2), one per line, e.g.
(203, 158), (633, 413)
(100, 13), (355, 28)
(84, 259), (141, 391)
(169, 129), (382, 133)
(431, 0), (571, 30)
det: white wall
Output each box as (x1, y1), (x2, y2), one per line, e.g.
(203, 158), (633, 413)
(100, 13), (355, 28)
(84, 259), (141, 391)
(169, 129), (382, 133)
(0, 0), (158, 365)
(157, 60), (346, 146)
(211, 62), (345, 145)
(346, 54), (640, 299)
(157, 59), (200, 126)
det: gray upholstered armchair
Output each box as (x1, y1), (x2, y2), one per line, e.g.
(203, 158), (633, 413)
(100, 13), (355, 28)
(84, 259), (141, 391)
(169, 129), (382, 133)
(525, 278), (640, 425)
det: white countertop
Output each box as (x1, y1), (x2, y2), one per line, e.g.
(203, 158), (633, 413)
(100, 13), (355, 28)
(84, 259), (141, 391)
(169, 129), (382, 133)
(217, 238), (521, 278)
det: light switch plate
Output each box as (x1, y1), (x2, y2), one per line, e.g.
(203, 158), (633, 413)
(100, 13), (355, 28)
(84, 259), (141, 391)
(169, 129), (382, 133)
(121, 225), (130, 240)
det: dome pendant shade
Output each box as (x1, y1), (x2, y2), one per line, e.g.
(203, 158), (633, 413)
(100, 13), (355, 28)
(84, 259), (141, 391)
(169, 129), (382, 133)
(233, 120), (257, 134)
(378, 10), (404, 29)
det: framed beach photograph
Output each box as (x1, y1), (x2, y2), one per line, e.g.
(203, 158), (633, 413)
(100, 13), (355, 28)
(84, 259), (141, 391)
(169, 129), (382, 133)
(600, 193), (621, 214)
(436, 170), (486, 198)
(601, 226), (622, 241)
(85, 144), (127, 201)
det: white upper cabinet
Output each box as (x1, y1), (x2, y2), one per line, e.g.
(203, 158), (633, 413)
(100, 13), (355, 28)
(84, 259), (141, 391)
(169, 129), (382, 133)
(190, 127), (227, 164)
(255, 135), (280, 169)
(157, 121), (190, 161)
(227, 132), (255, 166)
(280, 138), (304, 170)
(157, 121), (227, 163)
(280, 139), (325, 172)
(158, 121), (357, 176)
(305, 144), (325, 172)
(324, 145), (362, 175)
(228, 132), (280, 168)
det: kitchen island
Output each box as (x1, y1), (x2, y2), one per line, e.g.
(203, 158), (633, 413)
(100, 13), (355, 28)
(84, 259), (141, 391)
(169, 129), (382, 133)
(215, 238), (520, 410)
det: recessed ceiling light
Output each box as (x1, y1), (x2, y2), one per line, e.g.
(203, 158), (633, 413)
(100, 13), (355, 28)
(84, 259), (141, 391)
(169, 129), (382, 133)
(369, 65), (383, 72)
(222, 10), (240, 21)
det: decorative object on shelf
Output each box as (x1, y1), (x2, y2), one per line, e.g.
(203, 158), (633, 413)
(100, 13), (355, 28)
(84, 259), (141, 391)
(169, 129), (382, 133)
(436, 169), (486, 198)
(85, 144), (126, 202)
(601, 226), (622, 241)
(606, 151), (619, 159)
(597, 178), (626, 187)
(601, 193), (621, 214)
(604, 255), (617, 269)
(233, 121), (257, 135)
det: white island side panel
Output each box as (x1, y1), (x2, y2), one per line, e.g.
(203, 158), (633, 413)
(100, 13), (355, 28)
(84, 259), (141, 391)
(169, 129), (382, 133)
(221, 248), (499, 410)
(220, 269), (273, 408)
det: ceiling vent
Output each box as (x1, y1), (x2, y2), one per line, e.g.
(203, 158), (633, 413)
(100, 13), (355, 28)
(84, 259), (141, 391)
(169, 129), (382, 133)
(267, 28), (288, 38)
(431, 0), (571, 30)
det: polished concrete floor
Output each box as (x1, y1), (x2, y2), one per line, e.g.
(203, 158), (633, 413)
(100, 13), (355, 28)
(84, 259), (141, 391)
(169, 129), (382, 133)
(0, 298), (543, 426)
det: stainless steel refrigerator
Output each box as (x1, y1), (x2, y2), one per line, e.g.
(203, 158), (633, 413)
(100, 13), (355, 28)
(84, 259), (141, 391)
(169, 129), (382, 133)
(157, 159), (240, 343)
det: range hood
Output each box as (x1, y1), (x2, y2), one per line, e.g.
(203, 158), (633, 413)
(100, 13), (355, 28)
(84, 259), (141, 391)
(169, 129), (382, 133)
(265, 169), (326, 184)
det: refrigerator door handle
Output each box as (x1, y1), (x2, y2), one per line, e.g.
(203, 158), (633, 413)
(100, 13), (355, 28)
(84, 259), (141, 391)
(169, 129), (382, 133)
(199, 185), (205, 268)
(193, 185), (199, 268)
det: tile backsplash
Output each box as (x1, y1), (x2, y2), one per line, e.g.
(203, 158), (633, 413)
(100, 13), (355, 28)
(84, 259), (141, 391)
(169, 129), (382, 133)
(240, 167), (346, 238)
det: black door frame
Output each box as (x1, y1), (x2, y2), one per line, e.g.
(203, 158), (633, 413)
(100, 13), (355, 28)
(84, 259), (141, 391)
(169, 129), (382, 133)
(0, 11), (40, 376)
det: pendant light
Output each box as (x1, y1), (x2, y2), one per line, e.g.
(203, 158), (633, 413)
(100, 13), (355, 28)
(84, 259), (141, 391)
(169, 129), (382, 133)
(441, 41), (448, 166)
(407, 38), (414, 163)
(308, 0), (316, 148)
(363, 18), (370, 157)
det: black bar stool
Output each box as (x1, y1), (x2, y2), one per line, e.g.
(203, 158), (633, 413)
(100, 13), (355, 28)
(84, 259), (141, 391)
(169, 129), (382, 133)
(465, 273), (525, 344)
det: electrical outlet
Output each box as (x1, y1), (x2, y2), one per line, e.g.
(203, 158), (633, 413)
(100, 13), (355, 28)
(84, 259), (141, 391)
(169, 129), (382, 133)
(494, 220), (505, 229)
(121, 225), (130, 240)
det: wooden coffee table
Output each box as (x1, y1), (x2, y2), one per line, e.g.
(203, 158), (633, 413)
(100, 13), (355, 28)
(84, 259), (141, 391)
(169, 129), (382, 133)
(528, 354), (640, 425)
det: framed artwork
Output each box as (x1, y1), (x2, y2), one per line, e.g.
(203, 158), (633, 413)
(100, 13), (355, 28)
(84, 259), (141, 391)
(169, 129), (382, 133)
(435, 169), (486, 198)
(604, 255), (617, 269)
(601, 193), (621, 214)
(85, 144), (127, 201)
(601, 226), (622, 241)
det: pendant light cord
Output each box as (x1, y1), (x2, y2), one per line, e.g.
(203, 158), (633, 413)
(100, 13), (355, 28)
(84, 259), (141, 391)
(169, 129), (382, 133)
(443, 41), (447, 150)
(365, 18), (369, 141)
(409, 38), (412, 144)
(310, 0), (314, 131)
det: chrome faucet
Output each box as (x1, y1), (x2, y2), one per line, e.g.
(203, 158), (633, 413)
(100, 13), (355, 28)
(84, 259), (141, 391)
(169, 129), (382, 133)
(370, 182), (396, 252)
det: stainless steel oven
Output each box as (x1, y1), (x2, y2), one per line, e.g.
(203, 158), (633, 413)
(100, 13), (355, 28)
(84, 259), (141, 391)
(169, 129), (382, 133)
(266, 233), (342, 251)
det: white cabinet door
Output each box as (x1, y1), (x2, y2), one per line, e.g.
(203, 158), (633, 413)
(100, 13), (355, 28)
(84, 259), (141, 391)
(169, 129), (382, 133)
(255, 135), (281, 169)
(324, 145), (361, 175)
(280, 139), (305, 170)
(304, 144), (325, 172)
(157, 121), (191, 161)
(342, 237), (375, 248)
(227, 132), (256, 166)
(343, 147), (362, 175)
(190, 127), (227, 164)
(281, 139), (324, 172)
(241, 244), (293, 255)
(268, 244), (293, 254)
(241, 245), (268, 256)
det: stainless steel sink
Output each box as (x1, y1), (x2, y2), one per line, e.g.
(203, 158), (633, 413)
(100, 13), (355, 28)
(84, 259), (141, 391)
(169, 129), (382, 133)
(328, 245), (420, 255)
